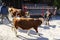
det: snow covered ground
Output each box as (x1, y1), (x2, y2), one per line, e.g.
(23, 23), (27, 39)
(0, 16), (60, 40)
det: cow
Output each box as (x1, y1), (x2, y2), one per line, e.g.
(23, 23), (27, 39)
(8, 7), (27, 17)
(12, 17), (44, 37)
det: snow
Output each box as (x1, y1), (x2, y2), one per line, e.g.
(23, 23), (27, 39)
(0, 16), (60, 40)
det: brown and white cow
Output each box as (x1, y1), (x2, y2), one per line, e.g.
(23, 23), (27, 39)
(12, 17), (44, 37)
(8, 7), (28, 17)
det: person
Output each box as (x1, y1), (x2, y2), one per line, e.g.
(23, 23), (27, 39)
(1, 2), (11, 23)
(0, 2), (2, 17)
(53, 7), (57, 17)
(45, 9), (52, 25)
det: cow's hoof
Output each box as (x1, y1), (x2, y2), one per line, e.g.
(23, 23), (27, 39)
(16, 35), (19, 37)
(27, 33), (30, 35)
(38, 34), (40, 36)
(37, 33), (40, 36)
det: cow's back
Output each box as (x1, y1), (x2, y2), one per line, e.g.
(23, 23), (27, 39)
(14, 18), (42, 30)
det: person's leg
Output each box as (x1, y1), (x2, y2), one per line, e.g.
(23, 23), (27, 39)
(0, 12), (1, 16)
(47, 20), (49, 25)
(47, 17), (50, 25)
(5, 15), (11, 23)
(1, 14), (4, 23)
(46, 17), (49, 25)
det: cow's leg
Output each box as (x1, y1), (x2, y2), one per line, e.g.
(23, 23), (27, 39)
(12, 24), (18, 37)
(27, 30), (30, 35)
(34, 27), (40, 36)
(14, 27), (18, 37)
(12, 26), (15, 31)
(11, 22), (15, 31)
